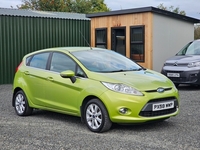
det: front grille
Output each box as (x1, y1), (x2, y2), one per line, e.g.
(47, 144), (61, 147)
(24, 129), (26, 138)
(139, 97), (178, 117)
(149, 97), (176, 103)
(166, 70), (182, 73)
(165, 63), (188, 67)
(145, 88), (172, 93)
(139, 107), (177, 117)
(169, 76), (197, 82)
(168, 77), (186, 82)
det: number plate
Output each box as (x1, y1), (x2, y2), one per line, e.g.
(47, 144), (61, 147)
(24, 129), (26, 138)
(167, 73), (180, 77)
(152, 101), (174, 111)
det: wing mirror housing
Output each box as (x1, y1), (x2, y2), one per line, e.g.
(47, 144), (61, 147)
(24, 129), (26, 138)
(60, 70), (76, 83)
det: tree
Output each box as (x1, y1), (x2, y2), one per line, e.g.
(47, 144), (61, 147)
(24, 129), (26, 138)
(157, 3), (186, 15)
(17, 0), (71, 11)
(69, 0), (110, 13)
(17, 0), (110, 13)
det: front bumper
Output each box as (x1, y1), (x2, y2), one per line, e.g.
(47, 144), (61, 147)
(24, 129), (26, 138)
(161, 68), (200, 85)
(100, 87), (179, 124)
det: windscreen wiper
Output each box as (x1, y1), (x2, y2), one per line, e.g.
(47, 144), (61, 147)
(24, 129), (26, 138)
(110, 69), (126, 72)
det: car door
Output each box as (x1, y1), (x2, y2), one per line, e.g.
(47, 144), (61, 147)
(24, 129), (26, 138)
(24, 52), (50, 105)
(44, 52), (87, 114)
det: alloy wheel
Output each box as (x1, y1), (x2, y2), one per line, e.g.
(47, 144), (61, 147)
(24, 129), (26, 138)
(15, 93), (26, 114)
(86, 103), (102, 130)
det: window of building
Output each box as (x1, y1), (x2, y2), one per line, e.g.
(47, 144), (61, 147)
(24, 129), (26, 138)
(111, 27), (126, 56)
(95, 28), (107, 48)
(130, 26), (145, 62)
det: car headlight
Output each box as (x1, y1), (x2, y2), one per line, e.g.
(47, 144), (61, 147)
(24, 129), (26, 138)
(101, 82), (143, 96)
(188, 62), (200, 67)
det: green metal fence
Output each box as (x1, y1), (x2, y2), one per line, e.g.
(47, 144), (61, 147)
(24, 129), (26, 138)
(0, 15), (90, 84)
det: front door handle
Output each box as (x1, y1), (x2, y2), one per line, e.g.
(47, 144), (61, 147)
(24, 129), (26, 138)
(46, 77), (54, 81)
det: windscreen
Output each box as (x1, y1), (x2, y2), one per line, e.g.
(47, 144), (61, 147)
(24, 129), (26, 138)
(176, 40), (200, 55)
(72, 49), (143, 72)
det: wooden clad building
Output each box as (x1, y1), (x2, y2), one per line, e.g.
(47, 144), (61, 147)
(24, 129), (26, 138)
(87, 7), (200, 72)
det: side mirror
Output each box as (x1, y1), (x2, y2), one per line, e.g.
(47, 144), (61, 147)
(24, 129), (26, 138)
(60, 70), (76, 83)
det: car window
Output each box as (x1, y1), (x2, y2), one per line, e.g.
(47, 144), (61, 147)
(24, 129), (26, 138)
(26, 56), (31, 65)
(29, 53), (49, 69)
(76, 66), (86, 77)
(177, 40), (200, 55)
(50, 52), (76, 73)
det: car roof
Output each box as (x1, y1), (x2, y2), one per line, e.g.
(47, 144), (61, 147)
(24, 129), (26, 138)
(25, 47), (106, 57)
(43, 47), (102, 52)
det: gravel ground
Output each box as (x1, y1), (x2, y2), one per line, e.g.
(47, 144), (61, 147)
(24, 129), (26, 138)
(0, 84), (200, 150)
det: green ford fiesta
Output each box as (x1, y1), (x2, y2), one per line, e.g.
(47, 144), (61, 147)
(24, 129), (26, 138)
(12, 47), (179, 133)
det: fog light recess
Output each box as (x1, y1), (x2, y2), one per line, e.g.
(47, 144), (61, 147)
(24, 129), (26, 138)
(119, 108), (128, 114)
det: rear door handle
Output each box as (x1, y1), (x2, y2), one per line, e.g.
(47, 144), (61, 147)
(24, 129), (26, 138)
(24, 71), (29, 75)
(47, 77), (54, 81)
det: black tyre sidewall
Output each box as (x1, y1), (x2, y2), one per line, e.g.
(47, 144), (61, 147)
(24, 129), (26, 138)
(84, 99), (107, 132)
(14, 90), (32, 116)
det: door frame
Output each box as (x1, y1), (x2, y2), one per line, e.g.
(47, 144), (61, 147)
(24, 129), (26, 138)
(111, 27), (126, 56)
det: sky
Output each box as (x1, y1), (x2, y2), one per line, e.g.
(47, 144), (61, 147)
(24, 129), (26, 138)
(0, 0), (199, 19)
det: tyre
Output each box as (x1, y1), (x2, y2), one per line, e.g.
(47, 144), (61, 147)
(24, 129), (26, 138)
(84, 99), (112, 133)
(14, 90), (33, 116)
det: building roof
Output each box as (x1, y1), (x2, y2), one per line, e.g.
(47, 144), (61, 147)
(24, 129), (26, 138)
(86, 6), (200, 23)
(0, 8), (90, 20)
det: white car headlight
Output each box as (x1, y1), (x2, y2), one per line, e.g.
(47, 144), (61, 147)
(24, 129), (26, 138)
(188, 62), (200, 67)
(102, 82), (143, 96)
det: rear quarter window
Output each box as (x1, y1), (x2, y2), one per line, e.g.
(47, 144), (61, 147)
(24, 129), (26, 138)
(28, 53), (49, 69)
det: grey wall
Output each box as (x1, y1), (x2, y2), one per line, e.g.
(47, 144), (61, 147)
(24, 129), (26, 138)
(152, 13), (194, 72)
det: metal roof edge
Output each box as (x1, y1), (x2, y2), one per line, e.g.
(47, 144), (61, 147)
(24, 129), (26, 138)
(86, 7), (152, 18)
(86, 6), (200, 23)
(0, 8), (90, 20)
(151, 7), (200, 23)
